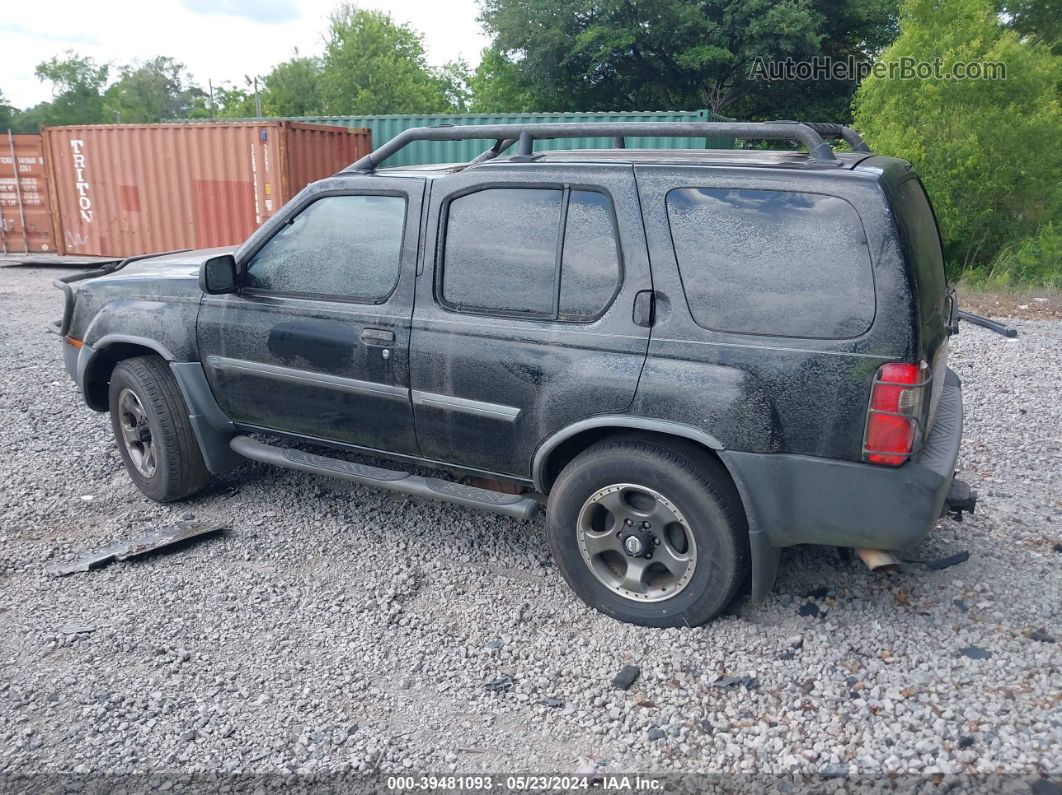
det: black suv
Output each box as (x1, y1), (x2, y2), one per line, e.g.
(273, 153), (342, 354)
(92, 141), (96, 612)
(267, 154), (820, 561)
(56, 122), (973, 627)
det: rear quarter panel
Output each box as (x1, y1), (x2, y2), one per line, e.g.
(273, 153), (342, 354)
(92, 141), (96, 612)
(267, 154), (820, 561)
(633, 164), (917, 461)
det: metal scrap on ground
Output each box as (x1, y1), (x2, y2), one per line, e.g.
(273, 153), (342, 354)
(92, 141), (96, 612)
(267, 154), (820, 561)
(46, 521), (228, 577)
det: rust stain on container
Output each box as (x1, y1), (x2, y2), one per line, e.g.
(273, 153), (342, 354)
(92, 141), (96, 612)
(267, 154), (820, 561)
(1, 133), (59, 254)
(43, 122), (370, 256)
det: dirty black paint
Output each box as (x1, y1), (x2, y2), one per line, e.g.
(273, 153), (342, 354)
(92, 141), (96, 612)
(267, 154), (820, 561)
(62, 149), (958, 573)
(267, 320), (355, 370)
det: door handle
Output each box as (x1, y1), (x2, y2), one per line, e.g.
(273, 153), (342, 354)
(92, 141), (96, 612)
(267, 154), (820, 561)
(632, 290), (655, 328)
(361, 328), (395, 344)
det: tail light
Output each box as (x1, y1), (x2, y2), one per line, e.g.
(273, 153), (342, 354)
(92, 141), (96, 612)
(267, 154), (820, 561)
(863, 362), (928, 466)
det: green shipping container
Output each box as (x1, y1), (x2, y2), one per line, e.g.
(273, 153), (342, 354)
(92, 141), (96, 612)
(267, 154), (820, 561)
(289, 110), (734, 167)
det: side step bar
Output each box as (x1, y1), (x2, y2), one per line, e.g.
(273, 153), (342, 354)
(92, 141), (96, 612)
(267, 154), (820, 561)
(229, 435), (541, 520)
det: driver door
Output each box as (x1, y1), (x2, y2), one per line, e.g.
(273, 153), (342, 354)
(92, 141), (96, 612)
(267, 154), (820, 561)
(196, 177), (424, 455)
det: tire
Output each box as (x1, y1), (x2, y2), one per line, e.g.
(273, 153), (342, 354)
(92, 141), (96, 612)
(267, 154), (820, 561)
(546, 438), (749, 627)
(108, 356), (210, 502)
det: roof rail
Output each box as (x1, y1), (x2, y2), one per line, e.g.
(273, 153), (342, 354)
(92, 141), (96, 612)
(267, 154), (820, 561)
(776, 121), (872, 153)
(344, 121), (840, 172)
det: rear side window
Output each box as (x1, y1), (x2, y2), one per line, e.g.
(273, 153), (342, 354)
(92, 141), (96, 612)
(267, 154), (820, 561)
(665, 188), (875, 338)
(245, 194), (405, 301)
(442, 187), (621, 320)
(892, 178), (946, 322)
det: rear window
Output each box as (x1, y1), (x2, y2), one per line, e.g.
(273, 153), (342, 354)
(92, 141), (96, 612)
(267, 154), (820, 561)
(665, 188), (875, 338)
(892, 178), (946, 323)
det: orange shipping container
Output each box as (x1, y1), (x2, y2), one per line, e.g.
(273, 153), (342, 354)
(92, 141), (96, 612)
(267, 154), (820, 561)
(1, 133), (59, 254)
(43, 122), (371, 257)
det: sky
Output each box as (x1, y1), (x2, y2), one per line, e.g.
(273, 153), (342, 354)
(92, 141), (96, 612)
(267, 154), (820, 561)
(0, 0), (490, 109)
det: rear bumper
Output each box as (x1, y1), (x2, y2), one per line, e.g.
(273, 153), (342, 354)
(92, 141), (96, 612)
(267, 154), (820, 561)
(721, 368), (964, 551)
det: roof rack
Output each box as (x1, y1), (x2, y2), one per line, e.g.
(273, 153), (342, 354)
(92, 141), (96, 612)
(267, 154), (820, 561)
(345, 121), (844, 172)
(780, 121), (872, 153)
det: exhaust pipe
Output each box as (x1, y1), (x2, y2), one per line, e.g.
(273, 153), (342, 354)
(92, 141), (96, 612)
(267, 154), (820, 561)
(855, 548), (901, 571)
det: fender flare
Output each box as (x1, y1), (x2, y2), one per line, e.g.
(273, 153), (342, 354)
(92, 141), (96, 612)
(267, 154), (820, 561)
(530, 415), (725, 493)
(91, 334), (179, 362)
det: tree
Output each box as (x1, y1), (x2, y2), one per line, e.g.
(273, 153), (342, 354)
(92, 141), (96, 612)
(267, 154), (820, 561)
(0, 89), (16, 130)
(853, 0), (1061, 274)
(320, 5), (452, 114)
(212, 81), (260, 118)
(103, 57), (202, 122)
(476, 0), (898, 119)
(468, 46), (537, 112)
(744, 0), (900, 121)
(435, 59), (473, 113)
(263, 54), (324, 116)
(34, 51), (109, 125)
(998, 0), (1060, 52)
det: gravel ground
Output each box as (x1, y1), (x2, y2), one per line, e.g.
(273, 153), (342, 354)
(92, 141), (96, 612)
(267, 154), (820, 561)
(0, 265), (1059, 788)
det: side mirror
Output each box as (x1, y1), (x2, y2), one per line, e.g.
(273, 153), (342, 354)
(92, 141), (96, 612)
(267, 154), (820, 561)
(200, 254), (239, 295)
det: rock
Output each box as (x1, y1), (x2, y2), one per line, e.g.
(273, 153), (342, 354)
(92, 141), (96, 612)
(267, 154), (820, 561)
(542, 697), (563, 709)
(1029, 781), (1062, 795)
(612, 664), (641, 690)
(485, 675), (514, 692)
(819, 763), (849, 779)
(798, 603), (820, 618)
(957, 646), (992, 660)
(1028, 629), (1055, 643)
(712, 676), (759, 690)
(958, 736), (974, 748)
(60, 625), (95, 635)
(647, 728), (666, 741)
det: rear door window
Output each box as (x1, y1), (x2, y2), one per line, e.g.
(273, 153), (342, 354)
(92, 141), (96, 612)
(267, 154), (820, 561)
(665, 188), (875, 338)
(441, 187), (621, 320)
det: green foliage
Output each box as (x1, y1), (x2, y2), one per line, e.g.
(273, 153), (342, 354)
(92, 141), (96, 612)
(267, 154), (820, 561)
(998, 0), (1060, 52)
(320, 5), (452, 114)
(853, 0), (1061, 277)
(262, 55), (324, 116)
(476, 0), (898, 119)
(0, 89), (16, 130)
(967, 186), (1062, 287)
(468, 46), (537, 112)
(969, 222), (1062, 288)
(212, 82), (259, 118)
(33, 51), (109, 126)
(434, 60), (473, 114)
(103, 57), (203, 123)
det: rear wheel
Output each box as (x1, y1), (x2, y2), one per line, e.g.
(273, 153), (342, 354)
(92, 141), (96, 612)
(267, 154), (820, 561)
(108, 356), (210, 502)
(546, 438), (748, 627)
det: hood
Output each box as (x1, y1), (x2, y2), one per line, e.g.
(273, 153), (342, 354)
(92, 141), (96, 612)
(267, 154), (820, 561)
(102, 246), (238, 282)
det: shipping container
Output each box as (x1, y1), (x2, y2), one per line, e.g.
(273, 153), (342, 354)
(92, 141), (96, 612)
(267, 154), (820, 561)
(275, 110), (735, 166)
(1, 133), (59, 254)
(43, 121), (370, 257)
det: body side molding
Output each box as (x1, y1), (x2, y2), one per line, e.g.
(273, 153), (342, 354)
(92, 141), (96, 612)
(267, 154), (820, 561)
(411, 390), (521, 421)
(206, 355), (409, 401)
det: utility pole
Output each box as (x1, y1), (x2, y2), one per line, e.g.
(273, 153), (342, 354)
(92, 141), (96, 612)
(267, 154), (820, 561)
(208, 79), (216, 119)
(253, 77), (262, 118)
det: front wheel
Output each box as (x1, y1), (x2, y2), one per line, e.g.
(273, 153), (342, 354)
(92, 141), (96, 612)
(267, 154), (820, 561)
(108, 356), (210, 502)
(546, 438), (748, 627)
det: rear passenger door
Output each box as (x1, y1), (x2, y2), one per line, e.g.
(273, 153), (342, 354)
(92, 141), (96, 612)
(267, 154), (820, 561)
(410, 164), (652, 478)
